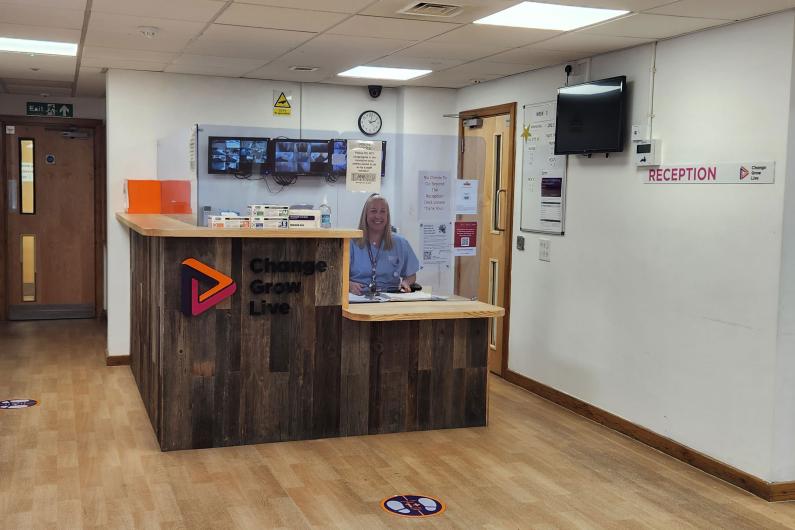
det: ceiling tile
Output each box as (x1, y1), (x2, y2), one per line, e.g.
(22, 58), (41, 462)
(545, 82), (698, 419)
(76, 66), (106, 96)
(216, 4), (347, 32)
(428, 24), (561, 49)
(0, 0), (86, 9)
(368, 55), (464, 71)
(328, 15), (459, 40)
(165, 54), (266, 76)
(0, 3), (85, 29)
(235, 0), (374, 13)
(245, 61), (335, 83)
(583, 13), (727, 38)
(442, 61), (536, 77)
(530, 33), (652, 54)
(362, 0), (518, 24)
(185, 24), (316, 60)
(275, 34), (415, 70)
(81, 45), (174, 70)
(390, 40), (506, 62)
(0, 22), (81, 42)
(647, 0), (795, 20)
(488, 46), (582, 66)
(91, 0), (225, 22)
(409, 70), (502, 88)
(0, 52), (76, 81)
(5, 83), (73, 96)
(85, 13), (206, 52)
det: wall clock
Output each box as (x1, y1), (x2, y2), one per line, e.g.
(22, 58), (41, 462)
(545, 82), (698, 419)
(358, 110), (382, 136)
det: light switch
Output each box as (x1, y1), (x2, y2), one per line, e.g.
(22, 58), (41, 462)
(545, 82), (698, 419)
(539, 238), (550, 262)
(517, 236), (525, 251)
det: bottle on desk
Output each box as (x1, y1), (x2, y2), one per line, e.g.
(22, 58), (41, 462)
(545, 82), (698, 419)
(319, 203), (332, 228)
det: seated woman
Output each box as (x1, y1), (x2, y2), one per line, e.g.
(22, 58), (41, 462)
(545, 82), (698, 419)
(350, 194), (419, 295)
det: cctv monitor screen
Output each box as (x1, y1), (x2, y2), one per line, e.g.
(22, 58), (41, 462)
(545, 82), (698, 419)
(208, 136), (269, 175)
(554, 75), (627, 155)
(330, 139), (387, 177)
(274, 139), (329, 176)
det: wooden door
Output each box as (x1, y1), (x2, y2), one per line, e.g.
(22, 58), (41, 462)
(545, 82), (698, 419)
(456, 108), (515, 375)
(5, 124), (95, 319)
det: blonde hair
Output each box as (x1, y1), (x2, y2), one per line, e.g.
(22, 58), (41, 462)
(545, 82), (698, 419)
(356, 194), (394, 250)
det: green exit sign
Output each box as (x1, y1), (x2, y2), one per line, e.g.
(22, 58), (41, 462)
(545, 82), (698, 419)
(26, 101), (73, 118)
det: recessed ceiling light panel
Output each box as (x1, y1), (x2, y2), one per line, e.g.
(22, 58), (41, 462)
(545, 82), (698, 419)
(337, 66), (432, 80)
(474, 1), (628, 31)
(0, 37), (78, 56)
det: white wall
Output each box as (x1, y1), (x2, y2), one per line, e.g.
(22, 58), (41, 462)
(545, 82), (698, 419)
(0, 94), (105, 120)
(106, 70), (457, 358)
(458, 12), (794, 481)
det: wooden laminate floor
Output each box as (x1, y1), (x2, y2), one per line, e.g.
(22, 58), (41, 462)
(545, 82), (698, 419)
(2, 320), (795, 529)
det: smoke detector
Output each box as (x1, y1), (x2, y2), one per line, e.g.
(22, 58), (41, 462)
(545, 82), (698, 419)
(289, 66), (319, 72)
(398, 2), (463, 17)
(138, 26), (159, 39)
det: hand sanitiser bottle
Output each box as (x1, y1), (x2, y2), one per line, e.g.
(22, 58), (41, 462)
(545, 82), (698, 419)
(319, 203), (332, 228)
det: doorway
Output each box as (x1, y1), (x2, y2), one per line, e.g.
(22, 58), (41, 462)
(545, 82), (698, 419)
(455, 103), (516, 376)
(1, 118), (105, 320)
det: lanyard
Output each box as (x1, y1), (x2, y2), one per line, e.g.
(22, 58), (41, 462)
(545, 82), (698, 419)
(366, 240), (382, 293)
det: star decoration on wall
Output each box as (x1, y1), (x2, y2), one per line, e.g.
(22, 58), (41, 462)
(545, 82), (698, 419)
(521, 125), (531, 142)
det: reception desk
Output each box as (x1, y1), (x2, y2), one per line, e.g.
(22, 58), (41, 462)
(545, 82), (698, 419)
(118, 213), (504, 451)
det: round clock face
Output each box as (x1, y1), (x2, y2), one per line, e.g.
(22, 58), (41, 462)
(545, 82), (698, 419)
(358, 110), (382, 136)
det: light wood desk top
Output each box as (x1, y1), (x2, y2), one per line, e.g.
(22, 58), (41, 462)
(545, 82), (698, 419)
(342, 300), (504, 322)
(117, 213), (361, 239)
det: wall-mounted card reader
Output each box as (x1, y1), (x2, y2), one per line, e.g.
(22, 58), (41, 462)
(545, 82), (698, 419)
(635, 139), (661, 167)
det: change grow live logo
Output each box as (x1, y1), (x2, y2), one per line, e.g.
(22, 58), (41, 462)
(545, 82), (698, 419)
(180, 258), (237, 316)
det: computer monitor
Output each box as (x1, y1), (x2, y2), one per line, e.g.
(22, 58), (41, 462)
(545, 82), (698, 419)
(330, 139), (387, 178)
(208, 136), (269, 175)
(273, 139), (330, 176)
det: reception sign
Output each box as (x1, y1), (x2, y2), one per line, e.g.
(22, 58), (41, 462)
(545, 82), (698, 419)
(646, 162), (775, 184)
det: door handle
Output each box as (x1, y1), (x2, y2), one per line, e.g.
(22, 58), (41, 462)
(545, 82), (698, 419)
(495, 189), (507, 231)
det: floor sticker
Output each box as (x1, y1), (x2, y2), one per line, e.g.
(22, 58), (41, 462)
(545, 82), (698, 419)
(381, 495), (446, 517)
(0, 399), (38, 409)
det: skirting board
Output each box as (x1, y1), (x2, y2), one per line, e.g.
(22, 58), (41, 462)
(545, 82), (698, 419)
(502, 369), (795, 502)
(106, 355), (131, 366)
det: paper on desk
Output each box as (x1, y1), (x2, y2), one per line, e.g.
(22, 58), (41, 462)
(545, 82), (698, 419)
(348, 293), (390, 303)
(382, 291), (435, 302)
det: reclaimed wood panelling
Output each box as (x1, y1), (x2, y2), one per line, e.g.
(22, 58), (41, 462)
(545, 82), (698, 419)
(129, 235), (488, 451)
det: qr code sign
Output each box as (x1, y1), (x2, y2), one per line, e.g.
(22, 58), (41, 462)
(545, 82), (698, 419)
(423, 251), (432, 260)
(461, 237), (470, 247)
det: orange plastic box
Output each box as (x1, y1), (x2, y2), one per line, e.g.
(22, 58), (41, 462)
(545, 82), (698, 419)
(125, 180), (161, 214)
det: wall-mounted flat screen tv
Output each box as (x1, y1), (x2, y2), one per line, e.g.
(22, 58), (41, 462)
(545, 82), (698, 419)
(273, 139), (329, 176)
(208, 136), (269, 175)
(330, 139), (387, 177)
(554, 75), (627, 155)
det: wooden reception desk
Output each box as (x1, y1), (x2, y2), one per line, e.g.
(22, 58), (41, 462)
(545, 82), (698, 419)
(118, 213), (504, 451)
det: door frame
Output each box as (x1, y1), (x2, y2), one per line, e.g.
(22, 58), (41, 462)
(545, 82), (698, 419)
(457, 102), (517, 376)
(0, 115), (106, 321)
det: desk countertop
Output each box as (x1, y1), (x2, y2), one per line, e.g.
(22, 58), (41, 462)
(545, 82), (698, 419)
(117, 213), (362, 239)
(342, 300), (504, 322)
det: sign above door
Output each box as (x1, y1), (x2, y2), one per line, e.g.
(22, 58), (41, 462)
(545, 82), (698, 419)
(26, 101), (73, 118)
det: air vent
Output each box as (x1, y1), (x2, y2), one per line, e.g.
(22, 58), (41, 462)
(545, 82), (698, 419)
(398, 2), (463, 17)
(289, 66), (319, 72)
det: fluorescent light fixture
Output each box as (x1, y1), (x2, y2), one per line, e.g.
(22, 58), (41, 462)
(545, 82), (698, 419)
(337, 66), (431, 81)
(474, 2), (628, 31)
(0, 37), (78, 56)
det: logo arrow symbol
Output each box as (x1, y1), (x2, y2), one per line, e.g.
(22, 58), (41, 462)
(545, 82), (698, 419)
(180, 258), (236, 316)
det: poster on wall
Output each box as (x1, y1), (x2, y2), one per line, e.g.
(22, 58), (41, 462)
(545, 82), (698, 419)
(453, 221), (477, 257)
(455, 179), (479, 215)
(520, 101), (567, 235)
(420, 222), (452, 265)
(418, 171), (451, 220)
(346, 140), (382, 193)
(273, 90), (292, 116)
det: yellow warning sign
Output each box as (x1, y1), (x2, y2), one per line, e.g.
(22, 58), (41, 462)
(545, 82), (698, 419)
(273, 91), (292, 116)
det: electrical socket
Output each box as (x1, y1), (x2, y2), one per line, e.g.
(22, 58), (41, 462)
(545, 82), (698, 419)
(539, 238), (550, 262)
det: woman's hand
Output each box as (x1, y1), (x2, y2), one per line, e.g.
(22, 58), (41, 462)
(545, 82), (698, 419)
(399, 278), (413, 293)
(350, 281), (366, 295)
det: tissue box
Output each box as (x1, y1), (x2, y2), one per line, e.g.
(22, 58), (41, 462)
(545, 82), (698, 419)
(251, 217), (288, 229)
(288, 209), (320, 228)
(248, 204), (289, 219)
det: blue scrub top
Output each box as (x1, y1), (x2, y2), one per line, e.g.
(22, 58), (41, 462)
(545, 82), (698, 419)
(350, 234), (420, 292)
